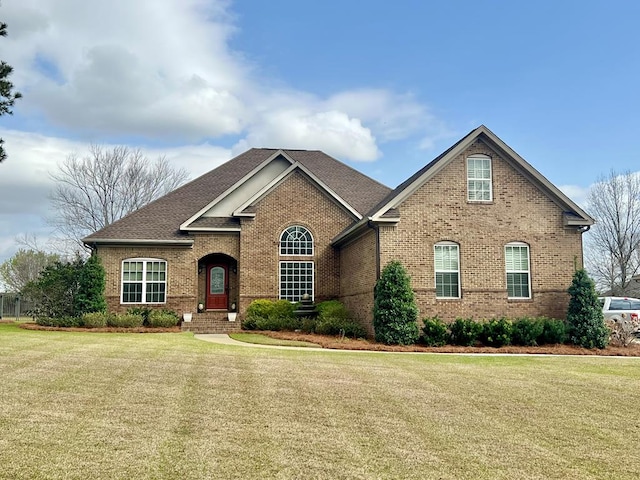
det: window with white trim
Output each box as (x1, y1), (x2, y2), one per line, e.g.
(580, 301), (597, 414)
(505, 243), (530, 298)
(121, 259), (167, 304)
(467, 154), (492, 201)
(279, 225), (314, 302)
(279, 261), (314, 302)
(280, 225), (314, 255)
(434, 242), (460, 298)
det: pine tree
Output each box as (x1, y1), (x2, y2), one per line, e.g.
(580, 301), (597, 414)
(0, 22), (22, 162)
(373, 260), (419, 345)
(567, 269), (609, 349)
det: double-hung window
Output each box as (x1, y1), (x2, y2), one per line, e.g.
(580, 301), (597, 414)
(505, 243), (530, 298)
(467, 154), (492, 201)
(121, 258), (167, 304)
(279, 226), (314, 302)
(434, 242), (460, 298)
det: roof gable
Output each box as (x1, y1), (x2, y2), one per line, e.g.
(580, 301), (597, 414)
(333, 125), (595, 245)
(83, 148), (391, 244)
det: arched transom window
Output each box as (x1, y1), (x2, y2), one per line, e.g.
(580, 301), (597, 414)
(280, 226), (314, 256)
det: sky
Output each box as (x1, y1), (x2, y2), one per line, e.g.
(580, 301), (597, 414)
(1, 0), (639, 266)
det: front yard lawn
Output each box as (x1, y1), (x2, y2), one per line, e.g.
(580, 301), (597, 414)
(1, 322), (640, 479)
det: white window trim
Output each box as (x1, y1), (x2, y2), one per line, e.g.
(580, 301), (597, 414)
(120, 258), (167, 304)
(467, 154), (493, 202)
(279, 261), (314, 302)
(505, 242), (531, 299)
(279, 225), (315, 256)
(434, 241), (461, 299)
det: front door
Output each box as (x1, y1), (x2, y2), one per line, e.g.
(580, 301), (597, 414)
(206, 264), (228, 310)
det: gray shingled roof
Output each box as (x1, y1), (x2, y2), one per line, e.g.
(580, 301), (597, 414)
(83, 149), (391, 243)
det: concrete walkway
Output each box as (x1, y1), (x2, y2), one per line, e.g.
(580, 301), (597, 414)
(195, 333), (328, 352)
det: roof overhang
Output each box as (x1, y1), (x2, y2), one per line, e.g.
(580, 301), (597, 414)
(83, 238), (194, 247)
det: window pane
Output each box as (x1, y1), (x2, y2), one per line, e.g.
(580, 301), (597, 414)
(506, 245), (530, 298)
(280, 261), (314, 302)
(121, 259), (167, 304)
(467, 157), (492, 201)
(280, 226), (313, 256)
(435, 244), (459, 298)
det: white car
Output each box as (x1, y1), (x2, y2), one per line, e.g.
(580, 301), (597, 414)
(598, 296), (640, 323)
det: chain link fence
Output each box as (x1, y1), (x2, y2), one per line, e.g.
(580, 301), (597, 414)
(0, 293), (37, 319)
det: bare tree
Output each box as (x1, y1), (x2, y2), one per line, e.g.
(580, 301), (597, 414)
(585, 170), (640, 295)
(0, 249), (60, 292)
(49, 145), (189, 246)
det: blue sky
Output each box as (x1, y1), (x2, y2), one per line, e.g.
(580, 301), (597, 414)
(1, 0), (639, 265)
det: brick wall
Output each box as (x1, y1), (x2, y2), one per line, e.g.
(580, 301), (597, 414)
(339, 229), (378, 336)
(376, 138), (584, 323)
(239, 170), (356, 312)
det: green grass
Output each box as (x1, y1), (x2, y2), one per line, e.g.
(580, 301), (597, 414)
(229, 332), (320, 347)
(1, 322), (640, 479)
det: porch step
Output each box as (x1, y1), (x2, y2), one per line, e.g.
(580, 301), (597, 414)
(181, 311), (242, 334)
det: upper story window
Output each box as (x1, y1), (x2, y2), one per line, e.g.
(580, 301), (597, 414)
(434, 242), (460, 298)
(280, 225), (314, 256)
(505, 243), (530, 299)
(467, 154), (492, 202)
(121, 258), (167, 304)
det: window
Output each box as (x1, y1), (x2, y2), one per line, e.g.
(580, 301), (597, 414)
(279, 261), (314, 302)
(434, 242), (460, 298)
(505, 243), (530, 298)
(279, 226), (314, 302)
(121, 259), (167, 304)
(467, 154), (492, 201)
(280, 226), (314, 255)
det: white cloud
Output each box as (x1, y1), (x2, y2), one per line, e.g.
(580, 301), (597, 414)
(2, 0), (443, 152)
(558, 184), (589, 208)
(233, 108), (380, 161)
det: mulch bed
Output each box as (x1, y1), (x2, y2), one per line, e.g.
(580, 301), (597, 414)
(261, 331), (640, 357)
(13, 322), (640, 356)
(18, 323), (181, 334)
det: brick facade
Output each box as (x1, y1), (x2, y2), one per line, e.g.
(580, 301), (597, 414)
(91, 136), (591, 335)
(376, 139), (583, 324)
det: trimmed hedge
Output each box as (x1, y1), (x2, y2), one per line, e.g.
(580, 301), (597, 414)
(449, 317), (482, 346)
(420, 316), (449, 347)
(107, 313), (144, 328)
(480, 317), (512, 347)
(148, 310), (180, 328)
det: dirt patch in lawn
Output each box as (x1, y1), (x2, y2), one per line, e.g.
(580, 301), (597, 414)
(261, 331), (640, 356)
(19, 322), (181, 333)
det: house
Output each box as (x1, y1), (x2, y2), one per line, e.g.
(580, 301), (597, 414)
(83, 126), (594, 334)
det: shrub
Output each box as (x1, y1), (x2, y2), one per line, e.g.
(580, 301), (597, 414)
(245, 300), (275, 326)
(254, 315), (300, 331)
(244, 299), (298, 331)
(420, 316), (449, 347)
(127, 307), (152, 326)
(148, 310), (179, 328)
(74, 254), (107, 316)
(270, 300), (296, 321)
(480, 317), (512, 347)
(567, 269), (608, 349)
(300, 317), (317, 333)
(512, 317), (544, 346)
(316, 316), (367, 338)
(82, 312), (109, 328)
(35, 316), (82, 328)
(373, 261), (419, 345)
(539, 318), (567, 345)
(108, 313), (144, 328)
(449, 317), (482, 346)
(316, 300), (350, 322)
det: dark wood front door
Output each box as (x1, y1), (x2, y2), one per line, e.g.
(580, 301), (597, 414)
(206, 264), (228, 310)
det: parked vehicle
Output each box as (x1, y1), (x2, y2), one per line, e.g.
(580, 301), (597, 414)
(598, 296), (640, 323)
